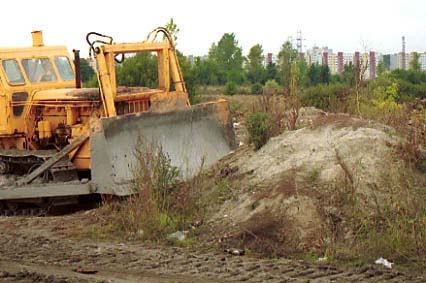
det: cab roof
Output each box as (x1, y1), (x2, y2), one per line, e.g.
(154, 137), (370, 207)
(0, 46), (71, 60)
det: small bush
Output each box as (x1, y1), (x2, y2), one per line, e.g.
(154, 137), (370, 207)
(251, 83), (263, 95)
(236, 84), (251, 95)
(246, 112), (271, 150)
(224, 81), (238, 96)
(100, 140), (205, 241)
(263, 79), (280, 95)
(301, 83), (349, 112)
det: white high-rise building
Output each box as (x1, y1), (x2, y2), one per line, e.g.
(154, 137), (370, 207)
(305, 46), (333, 66)
(419, 53), (426, 71)
(328, 53), (338, 74)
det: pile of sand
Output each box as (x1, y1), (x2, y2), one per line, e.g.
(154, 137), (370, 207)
(208, 108), (403, 254)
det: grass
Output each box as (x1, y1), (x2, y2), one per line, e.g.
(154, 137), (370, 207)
(92, 140), (207, 242)
(84, 88), (426, 273)
(317, 150), (426, 270)
(203, 178), (236, 206)
(307, 168), (320, 184)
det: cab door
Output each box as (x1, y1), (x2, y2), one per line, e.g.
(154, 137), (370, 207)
(0, 77), (7, 133)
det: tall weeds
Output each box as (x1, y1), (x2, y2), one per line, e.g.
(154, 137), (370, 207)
(100, 140), (205, 241)
(320, 152), (426, 268)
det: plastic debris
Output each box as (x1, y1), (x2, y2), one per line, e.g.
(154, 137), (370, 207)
(225, 248), (245, 256)
(167, 230), (189, 241)
(375, 257), (393, 269)
(317, 256), (328, 262)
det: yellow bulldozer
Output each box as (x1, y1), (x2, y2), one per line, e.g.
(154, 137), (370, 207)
(0, 28), (236, 214)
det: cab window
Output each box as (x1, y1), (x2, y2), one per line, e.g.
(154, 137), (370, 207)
(54, 57), (74, 81)
(22, 58), (57, 83)
(12, 92), (28, 116)
(1, 60), (25, 85)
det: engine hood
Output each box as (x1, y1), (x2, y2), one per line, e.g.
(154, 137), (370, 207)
(33, 88), (100, 101)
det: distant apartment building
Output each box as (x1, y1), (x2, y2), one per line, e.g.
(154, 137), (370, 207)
(305, 46), (333, 66)
(389, 54), (398, 70)
(328, 53), (338, 74)
(420, 53), (426, 70)
(389, 53), (406, 70)
(265, 53), (274, 65)
(336, 52), (355, 74)
(343, 53), (354, 66)
(369, 51), (376, 80)
(337, 52), (344, 74)
(354, 52), (360, 70)
(388, 52), (426, 71)
(361, 51), (381, 79)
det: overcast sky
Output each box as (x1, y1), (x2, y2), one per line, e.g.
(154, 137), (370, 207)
(0, 0), (425, 57)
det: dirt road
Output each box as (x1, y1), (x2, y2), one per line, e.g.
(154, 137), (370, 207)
(0, 214), (424, 283)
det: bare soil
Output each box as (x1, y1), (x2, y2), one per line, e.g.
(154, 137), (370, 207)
(0, 214), (425, 283)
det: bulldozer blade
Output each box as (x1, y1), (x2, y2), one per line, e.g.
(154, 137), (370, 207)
(90, 100), (236, 195)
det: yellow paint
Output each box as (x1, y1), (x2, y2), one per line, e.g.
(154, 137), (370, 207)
(0, 28), (191, 173)
(37, 121), (52, 139)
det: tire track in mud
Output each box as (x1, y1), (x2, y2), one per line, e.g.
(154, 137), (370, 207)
(0, 261), (223, 283)
(0, 216), (424, 283)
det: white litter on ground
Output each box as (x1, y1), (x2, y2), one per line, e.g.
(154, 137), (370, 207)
(375, 257), (393, 269)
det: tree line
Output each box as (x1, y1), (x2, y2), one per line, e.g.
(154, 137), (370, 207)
(80, 20), (426, 105)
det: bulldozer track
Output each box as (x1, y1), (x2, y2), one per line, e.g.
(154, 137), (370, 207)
(0, 199), (50, 217)
(0, 216), (424, 283)
(0, 207), (48, 217)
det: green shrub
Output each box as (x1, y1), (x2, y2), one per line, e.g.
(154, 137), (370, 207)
(301, 83), (349, 111)
(224, 81), (238, 96)
(246, 112), (271, 150)
(83, 75), (99, 88)
(263, 79), (280, 95)
(251, 83), (263, 95)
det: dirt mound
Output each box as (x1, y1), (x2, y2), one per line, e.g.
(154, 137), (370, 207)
(208, 108), (405, 255)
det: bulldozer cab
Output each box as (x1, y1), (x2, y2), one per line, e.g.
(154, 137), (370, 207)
(0, 31), (75, 137)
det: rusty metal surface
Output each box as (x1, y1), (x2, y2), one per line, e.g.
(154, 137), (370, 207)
(16, 132), (88, 186)
(0, 149), (56, 158)
(0, 182), (92, 200)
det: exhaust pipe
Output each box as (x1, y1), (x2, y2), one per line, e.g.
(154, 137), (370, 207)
(31, 31), (44, 47)
(73, 49), (81, 89)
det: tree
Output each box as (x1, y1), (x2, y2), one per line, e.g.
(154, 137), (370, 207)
(342, 63), (355, 86)
(354, 54), (368, 117)
(208, 33), (244, 84)
(382, 54), (391, 70)
(265, 62), (279, 83)
(246, 44), (265, 84)
(278, 41), (298, 94)
(409, 52), (421, 71)
(164, 18), (179, 44)
(79, 58), (95, 83)
(116, 53), (158, 88)
(307, 64), (321, 86)
(377, 60), (386, 76)
(176, 51), (199, 103)
(296, 59), (308, 87)
(164, 19), (199, 102)
(319, 65), (331, 84)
